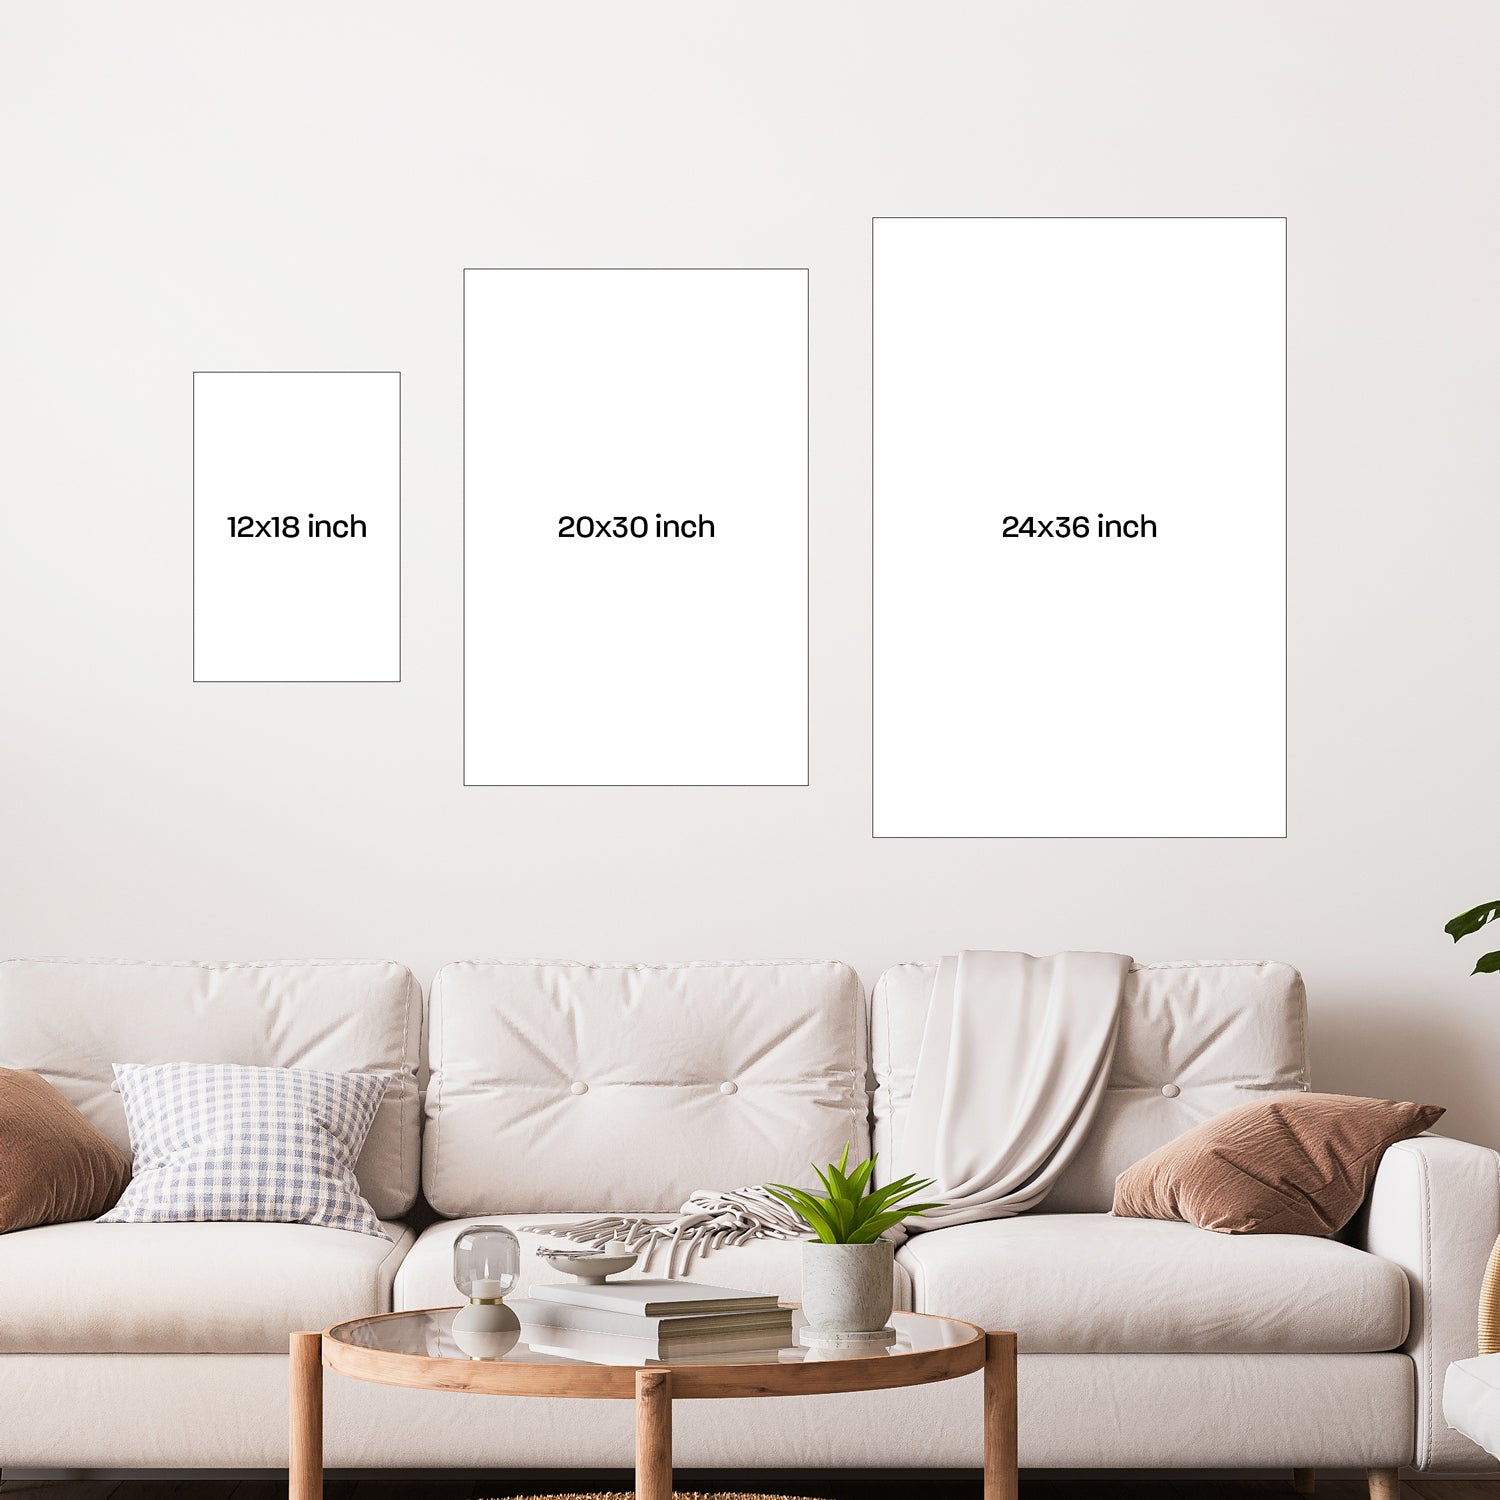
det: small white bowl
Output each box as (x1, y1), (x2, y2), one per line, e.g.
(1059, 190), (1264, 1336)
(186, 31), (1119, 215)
(535, 1246), (639, 1284)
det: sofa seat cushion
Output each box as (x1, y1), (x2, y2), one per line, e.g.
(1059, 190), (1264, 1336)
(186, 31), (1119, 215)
(395, 1216), (912, 1315)
(897, 1213), (1408, 1354)
(0, 1218), (414, 1353)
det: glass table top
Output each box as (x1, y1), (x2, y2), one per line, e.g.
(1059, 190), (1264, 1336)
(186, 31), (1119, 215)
(328, 1306), (978, 1368)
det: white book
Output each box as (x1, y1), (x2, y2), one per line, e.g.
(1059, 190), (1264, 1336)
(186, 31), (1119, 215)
(508, 1296), (792, 1342)
(529, 1277), (781, 1317)
(523, 1323), (793, 1366)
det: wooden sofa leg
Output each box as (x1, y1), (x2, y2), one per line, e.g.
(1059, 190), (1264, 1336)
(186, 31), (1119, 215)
(1292, 1469), (1315, 1494)
(1367, 1469), (1400, 1500)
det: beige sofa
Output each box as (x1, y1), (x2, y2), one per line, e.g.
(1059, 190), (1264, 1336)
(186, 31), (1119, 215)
(0, 955), (1494, 1484)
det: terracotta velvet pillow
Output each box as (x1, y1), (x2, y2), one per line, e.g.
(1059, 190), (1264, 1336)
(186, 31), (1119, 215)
(0, 1068), (132, 1232)
(1112, 1092), (1444, 1235)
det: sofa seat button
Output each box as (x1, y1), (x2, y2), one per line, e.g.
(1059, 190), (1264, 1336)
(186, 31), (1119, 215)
(1161, 1083), (1180, 1098)
(570, 1081), (589, 1096)
(720, 1081), (738, 1096)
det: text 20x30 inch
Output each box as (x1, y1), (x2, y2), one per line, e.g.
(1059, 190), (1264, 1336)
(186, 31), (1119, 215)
(558, 514), (716, 540)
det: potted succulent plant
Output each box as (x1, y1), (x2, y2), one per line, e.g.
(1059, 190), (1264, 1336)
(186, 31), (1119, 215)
(769, 1144), (943, 1336)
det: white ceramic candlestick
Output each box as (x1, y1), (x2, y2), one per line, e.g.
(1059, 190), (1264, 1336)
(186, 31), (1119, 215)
(454, 1291), (517, 1342)
(454, 1275), (514, 1339)
(450, 1300), (520, 1358)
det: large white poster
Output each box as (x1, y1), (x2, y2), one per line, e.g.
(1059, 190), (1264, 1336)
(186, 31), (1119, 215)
(464, 269), (808, 786)
(874, 218), (1286, 837)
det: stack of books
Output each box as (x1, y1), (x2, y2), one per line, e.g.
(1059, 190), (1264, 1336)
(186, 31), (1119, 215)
(511, 1277), (794, 1364)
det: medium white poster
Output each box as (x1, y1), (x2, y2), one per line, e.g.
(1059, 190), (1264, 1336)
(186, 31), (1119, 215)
(464, 269), (808, 786)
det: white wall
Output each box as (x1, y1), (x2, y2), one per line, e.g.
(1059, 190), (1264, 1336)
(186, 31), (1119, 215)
(3, 3), (1498, 1145)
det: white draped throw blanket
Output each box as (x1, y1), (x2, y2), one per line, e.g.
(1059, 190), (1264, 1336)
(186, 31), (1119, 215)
(524, 950), (1130, 1262)
(898, 949), (1128, 1231)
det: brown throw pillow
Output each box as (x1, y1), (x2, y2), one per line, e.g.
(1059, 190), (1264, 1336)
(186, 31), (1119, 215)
(1112, 1092), (1444, 1235)
(0, 1068), (132, 1233)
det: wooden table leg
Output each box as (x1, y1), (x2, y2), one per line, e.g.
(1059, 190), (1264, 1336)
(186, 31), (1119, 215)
(635, 1368), (672, 1500)
(290, 1331), (324, 1500)
(984, 1330), (1018, 1500)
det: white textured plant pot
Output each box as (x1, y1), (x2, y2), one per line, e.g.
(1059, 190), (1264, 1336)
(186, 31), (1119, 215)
(801, 1240), (895, 1333)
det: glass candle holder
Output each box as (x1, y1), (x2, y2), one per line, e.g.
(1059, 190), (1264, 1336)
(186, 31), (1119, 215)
(452, 1224), (522, 1355)
(453, 1223), (521, 1304)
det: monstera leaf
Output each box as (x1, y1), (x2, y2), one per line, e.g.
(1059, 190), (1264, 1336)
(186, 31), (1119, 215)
(1446, 900), (1500, 975)
(1446, 901), (1500, 942)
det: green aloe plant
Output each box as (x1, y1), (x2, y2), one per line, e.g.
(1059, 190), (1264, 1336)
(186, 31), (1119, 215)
(1445, 900), (1500, 975)
(768, 1143), (945, 1244)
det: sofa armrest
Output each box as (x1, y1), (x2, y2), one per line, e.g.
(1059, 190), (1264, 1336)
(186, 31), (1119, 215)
(1358, 1134), (1500, 1469)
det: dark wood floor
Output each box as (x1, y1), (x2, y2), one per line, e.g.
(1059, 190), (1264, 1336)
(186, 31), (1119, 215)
(3, 1471), (1500, 1499)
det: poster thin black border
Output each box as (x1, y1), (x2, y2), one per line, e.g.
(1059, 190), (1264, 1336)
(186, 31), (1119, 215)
(869, 216), (1289, 840)
(460, 267), (812, 789)
(191, 370), (403, 685)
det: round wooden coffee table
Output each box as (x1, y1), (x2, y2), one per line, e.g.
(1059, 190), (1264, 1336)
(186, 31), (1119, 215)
(291, 1306), (1017, 1500)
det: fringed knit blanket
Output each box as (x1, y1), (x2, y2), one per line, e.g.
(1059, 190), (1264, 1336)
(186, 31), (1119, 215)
(523, 1186), (809, 1278)
(524, 950), (1128, 1266)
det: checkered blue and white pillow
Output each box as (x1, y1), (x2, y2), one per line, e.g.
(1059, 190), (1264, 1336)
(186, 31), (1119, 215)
(101, 1062), (391, 1238)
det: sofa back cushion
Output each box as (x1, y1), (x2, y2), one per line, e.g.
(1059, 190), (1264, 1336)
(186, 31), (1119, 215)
(0, 958), (422, 1220)
(424, 959), (869, 1216)
(871, 958), (1309, 1212)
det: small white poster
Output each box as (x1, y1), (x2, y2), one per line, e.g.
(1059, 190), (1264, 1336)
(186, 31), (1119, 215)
(193, 372), (401, 683)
